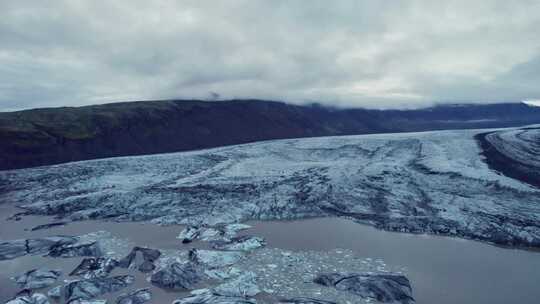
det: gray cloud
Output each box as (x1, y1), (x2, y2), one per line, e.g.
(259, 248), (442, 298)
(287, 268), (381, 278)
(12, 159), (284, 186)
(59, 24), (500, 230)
(1, 0), (540, 111)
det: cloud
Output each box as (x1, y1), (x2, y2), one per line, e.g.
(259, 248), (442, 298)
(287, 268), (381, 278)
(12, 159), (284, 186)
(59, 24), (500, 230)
(1, 0), (539, 111)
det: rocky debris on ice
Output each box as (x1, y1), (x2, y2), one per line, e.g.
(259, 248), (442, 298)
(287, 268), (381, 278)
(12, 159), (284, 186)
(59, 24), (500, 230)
(223, 224), (252, 233)
(70, 257), (118, 279)
(118, 247), (161, 273)
(198, 228), (226, 242)
(115, 288), (152, 304)
(5, 290), (49, 304)
(13, 269), (61, 290)
(204, 267), (243, 281)
(150, 262), (202, 290)
(212, 272), (260, 297)
(234, 248), (405, 304)
(48, 241), (103, 258)
(178, 226), (203, 243)
(52, 275), (134, 302)
(75, 231), (133, 261)
(314, 273), (415, 304)
(210, 236), (265, 252)
(178, 224), (252, 243)
(0, 236), (78, 261)
(211, 224), (253, 241)
(188, 249), (245, 269)
(173, 289), (257, 304)
(478, 128), (540, 188)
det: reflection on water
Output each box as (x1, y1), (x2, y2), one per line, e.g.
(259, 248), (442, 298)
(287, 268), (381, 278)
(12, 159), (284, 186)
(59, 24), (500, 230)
(1, 202), (540, 304)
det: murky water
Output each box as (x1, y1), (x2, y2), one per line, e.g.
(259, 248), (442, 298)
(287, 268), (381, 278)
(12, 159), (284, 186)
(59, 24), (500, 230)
(241, 218), (540, 304)
(0, 204), (195, 303)
(1, 203), (540, 304)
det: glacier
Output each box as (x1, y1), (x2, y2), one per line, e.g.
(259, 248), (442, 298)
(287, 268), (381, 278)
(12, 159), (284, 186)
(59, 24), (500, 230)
(1, 127), (539, 248)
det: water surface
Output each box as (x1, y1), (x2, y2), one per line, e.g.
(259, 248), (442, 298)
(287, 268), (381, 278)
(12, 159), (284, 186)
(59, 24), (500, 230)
(242, 218), (540, 304)
(2, 203), (540, 304)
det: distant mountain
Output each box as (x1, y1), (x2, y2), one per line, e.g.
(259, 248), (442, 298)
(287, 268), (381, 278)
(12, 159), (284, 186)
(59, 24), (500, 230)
(1, 99), (540, 170)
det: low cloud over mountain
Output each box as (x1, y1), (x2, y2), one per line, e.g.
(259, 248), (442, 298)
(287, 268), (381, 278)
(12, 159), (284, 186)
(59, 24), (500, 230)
(1, 1), (540, 111)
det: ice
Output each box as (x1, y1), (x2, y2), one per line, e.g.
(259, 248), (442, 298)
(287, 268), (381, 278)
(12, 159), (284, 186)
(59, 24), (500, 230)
(2, 126), (540, 247)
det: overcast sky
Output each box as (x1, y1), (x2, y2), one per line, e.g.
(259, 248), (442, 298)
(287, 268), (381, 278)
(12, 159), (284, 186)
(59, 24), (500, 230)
(1, 1), (540, 111)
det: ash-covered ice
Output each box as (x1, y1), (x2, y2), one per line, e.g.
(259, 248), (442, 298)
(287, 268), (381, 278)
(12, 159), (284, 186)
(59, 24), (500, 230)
(233, 248), (406, 304)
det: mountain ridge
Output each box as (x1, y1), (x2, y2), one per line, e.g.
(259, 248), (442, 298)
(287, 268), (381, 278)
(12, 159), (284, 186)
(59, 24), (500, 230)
(1, 99), (540, 170)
